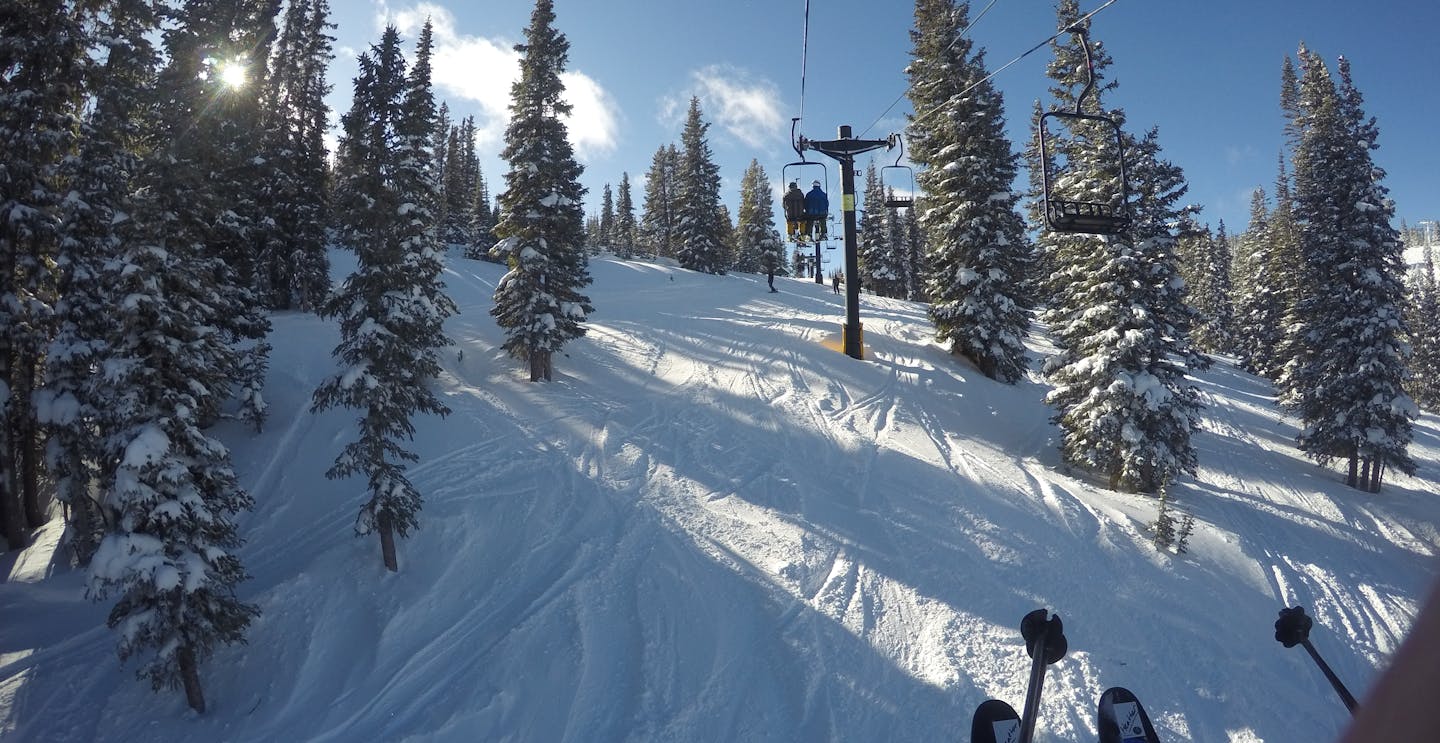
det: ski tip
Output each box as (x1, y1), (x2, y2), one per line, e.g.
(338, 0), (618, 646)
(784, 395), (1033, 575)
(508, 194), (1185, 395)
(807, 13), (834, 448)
(1098, 687), (1161, 743)
(972, 699), (1021, 743)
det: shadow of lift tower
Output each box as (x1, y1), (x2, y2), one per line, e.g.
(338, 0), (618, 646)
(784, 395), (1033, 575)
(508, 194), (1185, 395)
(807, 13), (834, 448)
(799, 125), (898, 360)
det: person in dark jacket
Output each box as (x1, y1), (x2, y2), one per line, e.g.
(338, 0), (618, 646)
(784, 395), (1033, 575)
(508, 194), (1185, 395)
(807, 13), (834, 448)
(804, 180), (828, 240)
(782, 182), (807, 243)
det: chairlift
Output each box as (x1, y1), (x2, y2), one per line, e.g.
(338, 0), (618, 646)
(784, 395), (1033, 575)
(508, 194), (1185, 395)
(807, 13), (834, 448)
(881, 134), (915, 209)
(1037, 26), (1130, 236)
(781, 117), (831, 246)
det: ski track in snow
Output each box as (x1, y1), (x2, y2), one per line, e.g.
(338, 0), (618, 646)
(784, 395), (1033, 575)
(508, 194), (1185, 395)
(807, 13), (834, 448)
(2, 254), (1438, 743)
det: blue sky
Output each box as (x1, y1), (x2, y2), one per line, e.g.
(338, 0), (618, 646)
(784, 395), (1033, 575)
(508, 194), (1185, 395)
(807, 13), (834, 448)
(328, 0), (1440, 242)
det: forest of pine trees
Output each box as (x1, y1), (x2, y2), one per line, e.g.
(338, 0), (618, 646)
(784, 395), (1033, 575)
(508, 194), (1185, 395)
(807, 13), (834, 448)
(3, 0), (1437, 717)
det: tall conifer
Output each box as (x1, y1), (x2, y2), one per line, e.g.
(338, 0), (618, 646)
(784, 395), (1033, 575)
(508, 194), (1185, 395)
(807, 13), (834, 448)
(674, 98), (727, 274)
(490, 0), (593, 382)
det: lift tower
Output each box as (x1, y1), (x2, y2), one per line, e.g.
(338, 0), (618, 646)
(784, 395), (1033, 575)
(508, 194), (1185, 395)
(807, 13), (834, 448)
(801, 125), (895, 359)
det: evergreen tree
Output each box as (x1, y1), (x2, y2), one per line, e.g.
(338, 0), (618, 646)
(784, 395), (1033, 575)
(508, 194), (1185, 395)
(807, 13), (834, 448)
(465, 165), (496, 260)
(673, 98), (727, 273)
(1285, 49), (1415, 490)
(1182, 221), (1235, 355)
(0, 0), (90, 549)
(1232, 187), (1284, 375)
(458, 115), (479, 244)
(1406, 244), (1440, 411)
(640, 144), (680, 259)
(314, 22), (456, 572)
(43, 0), (161, 563)
(859, 160), (907, 298)
(1258, 159), (1306, 381)
(598, 183), (615, 249)
(83, 2), (265, 708)
(904, 205), (926, 300)
(440, 125), (466, 244)
(150, 0), (280, 431)
(1034, 2), (1202, 493)
(908, 0), (1032, 382)
(614, 171), (638, 259)
(490, 0), (592, 382)
(256, 0), (334, 312)
(734, 160), (783, 275)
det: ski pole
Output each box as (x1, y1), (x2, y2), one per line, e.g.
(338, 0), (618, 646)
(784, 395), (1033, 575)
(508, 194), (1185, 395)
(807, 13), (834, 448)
(1017, 608), (1069, 743)
(1275, 606), (1358, 714)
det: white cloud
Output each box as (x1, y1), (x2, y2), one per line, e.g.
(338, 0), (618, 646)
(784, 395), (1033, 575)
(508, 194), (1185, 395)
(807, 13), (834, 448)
(661, 65), (785, 149)
(374, 2), (620, 160)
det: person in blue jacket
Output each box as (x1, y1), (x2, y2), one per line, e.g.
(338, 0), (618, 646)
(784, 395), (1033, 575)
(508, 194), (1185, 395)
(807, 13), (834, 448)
(804, 180), (828, 241)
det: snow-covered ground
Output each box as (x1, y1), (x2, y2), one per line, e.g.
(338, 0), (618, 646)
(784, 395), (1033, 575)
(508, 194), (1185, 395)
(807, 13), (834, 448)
(3, 252), (1437, 742)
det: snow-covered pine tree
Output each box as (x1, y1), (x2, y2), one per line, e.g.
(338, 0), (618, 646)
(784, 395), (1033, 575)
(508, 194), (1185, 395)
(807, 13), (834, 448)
(735, 159), (783, 276)
(1232, 187), (1282, 375)
(858, 161), (907, 299)
(614, 171), (638, 259)
(439, 125), (466, 245)
(904, 204), (926, 301)
(885, 190), (908, 291)
(43, 0), (162, 564)
(598, 183), (615, 250)
(640, 144), (680, 259)
(150, 0), (279, 430)
(1285, 49), (1415, 490)
(81, 8), (261, 708)
(291, 0), (336, 312)
(457, 115), (480, 246)
(0, 0), (90, 549)
(1033, 2), (1202, 493)
(714, 203), (736, 270)
(907, 0), (1033, 382)
(256, 0), (334, 312)
(1181, 221), (1235, 356)
(314, 22), (456, 572)
(87, 165), (261, 716)
(490, 0), (592, 382)
(673, 97), (727, 274)
(466, 166), (496, 260)
(1406, 243), (1440, 411)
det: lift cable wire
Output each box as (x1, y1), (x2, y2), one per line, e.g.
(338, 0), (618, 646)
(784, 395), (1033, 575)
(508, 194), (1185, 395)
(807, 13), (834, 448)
(858, 0), (1001, 139)
(798, 0), (812, 132)
(857, 0), (1121, 141)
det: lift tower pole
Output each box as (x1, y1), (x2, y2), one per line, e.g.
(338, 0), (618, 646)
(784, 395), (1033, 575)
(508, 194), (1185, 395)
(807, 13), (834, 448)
(802, 125), (893, 359)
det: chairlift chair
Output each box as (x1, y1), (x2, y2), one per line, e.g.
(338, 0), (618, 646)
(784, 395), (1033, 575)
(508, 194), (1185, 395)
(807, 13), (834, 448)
(881, 134), (916, 209)
(1037, 26), (1130, 236)
(782, 118), (831, 246)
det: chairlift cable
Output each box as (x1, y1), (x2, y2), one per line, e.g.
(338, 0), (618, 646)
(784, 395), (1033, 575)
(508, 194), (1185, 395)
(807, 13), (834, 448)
(799, 0), (812, 128)
(859, 0), (1121, 141)
(857, 0), (1002, 139)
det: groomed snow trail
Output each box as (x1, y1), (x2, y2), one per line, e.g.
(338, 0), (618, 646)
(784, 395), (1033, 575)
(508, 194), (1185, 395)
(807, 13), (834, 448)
(2, 254), (1436, 743)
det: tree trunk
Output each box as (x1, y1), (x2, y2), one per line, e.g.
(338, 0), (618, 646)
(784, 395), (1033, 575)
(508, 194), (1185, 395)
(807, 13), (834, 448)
(1369, 460), (1384, 493)
(1358, 456), (1371, 491)
(20, 412), (43, 527)
(178, 644), (206, 713)
(1346, 452), (1359, 488)
(378, 510), (398, 572)
(541, 350), (552, 381)
(1, 472), (26, 551)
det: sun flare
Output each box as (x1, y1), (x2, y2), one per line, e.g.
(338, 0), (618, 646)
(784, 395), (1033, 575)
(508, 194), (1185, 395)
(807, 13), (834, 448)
(218, 59), (247, 90)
